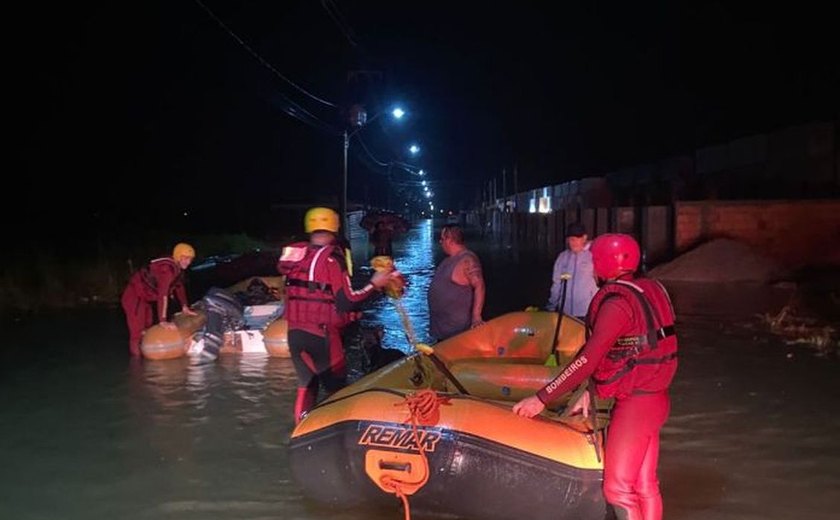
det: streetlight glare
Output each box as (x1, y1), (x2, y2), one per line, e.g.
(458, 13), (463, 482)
(409, 144), (420, 155)
(392, 107), (405, 119)
(418, 169), (425, 176)
(422, 180), (427, 186)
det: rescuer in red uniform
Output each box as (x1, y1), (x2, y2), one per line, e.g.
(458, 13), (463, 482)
(513, 233), (678, 520)
(277, 207), (397, 424)
(121, 242), (198, 357)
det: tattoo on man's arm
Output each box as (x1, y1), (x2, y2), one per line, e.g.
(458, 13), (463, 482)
(464, 258), (483, 285)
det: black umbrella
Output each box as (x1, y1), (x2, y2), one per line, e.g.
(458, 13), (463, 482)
(360, 211), (409, 233)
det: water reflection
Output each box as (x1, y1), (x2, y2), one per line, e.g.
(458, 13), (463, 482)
(353, 219), (436, 350)
(116, 354), (317, 520)
(132, 355), (298, 426)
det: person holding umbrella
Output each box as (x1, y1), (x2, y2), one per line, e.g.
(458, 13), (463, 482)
(361, 211), (409, 259)
(369, 220), (394, 257)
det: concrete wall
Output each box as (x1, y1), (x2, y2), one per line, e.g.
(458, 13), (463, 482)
(675, 199), (840, 267)
(487, 199), (840, 269)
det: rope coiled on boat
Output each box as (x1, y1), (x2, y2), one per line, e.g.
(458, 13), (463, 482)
(380, 389), (447, 520)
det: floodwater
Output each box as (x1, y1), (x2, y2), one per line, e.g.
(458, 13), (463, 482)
(2, 220), (839, 519)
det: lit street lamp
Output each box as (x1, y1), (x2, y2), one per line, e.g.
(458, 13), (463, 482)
(340, 105), (405, 236)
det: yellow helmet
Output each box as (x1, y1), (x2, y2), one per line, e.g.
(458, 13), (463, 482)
(304, 207), (340, 233)
(172, 242), (195, 260)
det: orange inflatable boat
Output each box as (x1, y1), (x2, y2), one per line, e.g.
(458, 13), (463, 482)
(289, 311), (611, 520)
(140, 276), (289, 360)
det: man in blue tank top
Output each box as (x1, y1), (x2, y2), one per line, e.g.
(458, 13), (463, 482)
(428, 225), (486, 341)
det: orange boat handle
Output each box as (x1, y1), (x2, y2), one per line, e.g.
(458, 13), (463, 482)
(365, 449), (429, 495)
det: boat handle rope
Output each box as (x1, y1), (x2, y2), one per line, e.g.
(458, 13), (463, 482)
(414, 343), (470, 394)
(381, 389), (445, 520)
(392, 298), (469, 394)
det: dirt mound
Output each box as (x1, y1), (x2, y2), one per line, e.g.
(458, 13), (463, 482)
(649, 238), (785, 283)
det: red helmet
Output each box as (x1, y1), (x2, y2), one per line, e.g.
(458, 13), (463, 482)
(590, 233), (641, 280)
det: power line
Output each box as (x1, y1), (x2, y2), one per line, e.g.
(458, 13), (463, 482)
(354, 134), (390, 168)
(320, 0), (359, 48)
(390, 161), (422, 175)
(273, 96), (341, 135)
(193, 0), (338, 109)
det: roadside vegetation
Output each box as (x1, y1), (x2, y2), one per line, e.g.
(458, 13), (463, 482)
(0, 233), (273, 313)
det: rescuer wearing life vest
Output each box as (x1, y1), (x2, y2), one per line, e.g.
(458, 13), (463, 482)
(121, 242), (198, 357)
(513, 233), (678, 520)
(277, 207), (398, 424)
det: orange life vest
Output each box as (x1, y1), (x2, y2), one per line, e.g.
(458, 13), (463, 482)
(278, 242), (349, 332)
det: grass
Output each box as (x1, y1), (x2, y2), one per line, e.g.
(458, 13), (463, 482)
(0, 233), (277, 313)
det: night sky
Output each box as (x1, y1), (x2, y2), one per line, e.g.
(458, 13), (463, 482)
(9, 1), (838, 242)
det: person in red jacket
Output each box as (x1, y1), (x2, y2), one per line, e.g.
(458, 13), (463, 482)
(513, 233), (678, 520)
(121, 243), (198, 357)
(277, 207), (397, 424)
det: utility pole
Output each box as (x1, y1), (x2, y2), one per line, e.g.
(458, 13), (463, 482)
(513, 163), (519, 207)
(501, 167), (507, 237)
(342, 70), (382, 240)
(493, 175), (499, 206)
(513, 163), (519, 243)
(386, 163), (393, 211)
(340, 129), (349, 238)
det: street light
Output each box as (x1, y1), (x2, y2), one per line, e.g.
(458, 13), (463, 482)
(341, 104), (406, 236)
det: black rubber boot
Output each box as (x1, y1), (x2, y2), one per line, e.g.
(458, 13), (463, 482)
(612, 505), (631, 520)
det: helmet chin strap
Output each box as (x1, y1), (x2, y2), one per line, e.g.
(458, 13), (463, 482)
(310, 231), (335, 245)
